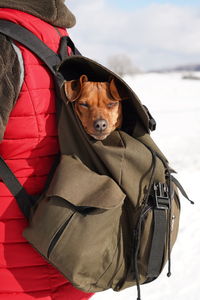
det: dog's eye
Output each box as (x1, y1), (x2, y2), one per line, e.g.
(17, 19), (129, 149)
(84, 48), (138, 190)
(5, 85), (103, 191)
(107, 102), (118, 108)
(79, 102), (89, 108)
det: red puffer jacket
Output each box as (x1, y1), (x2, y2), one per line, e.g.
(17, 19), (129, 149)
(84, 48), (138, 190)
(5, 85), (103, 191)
(0, 8), (93, 300)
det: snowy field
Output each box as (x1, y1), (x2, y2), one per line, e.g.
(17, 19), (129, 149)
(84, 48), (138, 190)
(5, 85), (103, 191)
(92, 72), (200, 300)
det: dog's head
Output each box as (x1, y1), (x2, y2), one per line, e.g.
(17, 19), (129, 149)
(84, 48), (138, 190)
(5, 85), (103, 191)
(64, 75), (126, 140)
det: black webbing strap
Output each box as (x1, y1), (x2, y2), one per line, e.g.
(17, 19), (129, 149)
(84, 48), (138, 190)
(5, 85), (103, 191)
(0, 157), (36, 219)
(0, 19), (61, 74)
(146, 182), (170, 280)
(171, 175), (194, 204)
(0, 20), (70, 219)
(59, 35), (81, 60)
(147, 208), (167, 278)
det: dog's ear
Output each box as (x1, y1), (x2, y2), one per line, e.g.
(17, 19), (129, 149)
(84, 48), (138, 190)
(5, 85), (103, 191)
(109, 77), (129, 101)
(109, 78), (121, 101)
(64, 75), (88, 102)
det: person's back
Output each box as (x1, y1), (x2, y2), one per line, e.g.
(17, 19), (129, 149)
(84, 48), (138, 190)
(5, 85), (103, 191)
(0, 1), (93, 299)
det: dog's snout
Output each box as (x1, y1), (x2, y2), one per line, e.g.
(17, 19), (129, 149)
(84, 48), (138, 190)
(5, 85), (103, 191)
(94, 119), (108, 132)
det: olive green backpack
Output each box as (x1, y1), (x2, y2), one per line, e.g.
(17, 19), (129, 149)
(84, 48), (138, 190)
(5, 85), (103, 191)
(0, 21), (193, 300)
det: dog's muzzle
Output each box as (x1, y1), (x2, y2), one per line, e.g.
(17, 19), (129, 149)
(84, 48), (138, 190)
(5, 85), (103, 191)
(93, 119), (108, 132)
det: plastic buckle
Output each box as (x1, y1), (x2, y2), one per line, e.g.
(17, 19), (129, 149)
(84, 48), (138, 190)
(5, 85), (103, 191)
(143, 105), (156, 131)
(153, 183), (170, 210)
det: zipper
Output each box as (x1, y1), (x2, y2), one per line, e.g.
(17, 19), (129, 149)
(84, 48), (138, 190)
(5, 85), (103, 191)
(47, 214), (74, 258)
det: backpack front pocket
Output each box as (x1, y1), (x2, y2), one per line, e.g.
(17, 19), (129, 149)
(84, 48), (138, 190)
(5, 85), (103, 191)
(23, 154), (126, 292)
(134, 182), (180, 284)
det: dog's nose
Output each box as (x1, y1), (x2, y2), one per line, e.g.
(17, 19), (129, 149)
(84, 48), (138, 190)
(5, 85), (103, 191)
(94, 119), (108, 132)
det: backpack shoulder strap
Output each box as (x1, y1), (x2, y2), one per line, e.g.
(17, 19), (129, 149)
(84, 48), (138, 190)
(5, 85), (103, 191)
(0, 19), (61, 74)
(0, 20), (74, 218)
(0, 156), (36, 219)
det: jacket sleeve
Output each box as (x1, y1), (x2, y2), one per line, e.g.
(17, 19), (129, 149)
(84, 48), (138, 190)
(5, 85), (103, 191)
(0, 33), (21, 141)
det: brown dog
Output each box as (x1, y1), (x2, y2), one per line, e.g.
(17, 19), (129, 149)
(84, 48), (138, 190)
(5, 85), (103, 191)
(64, 75), (125, 140)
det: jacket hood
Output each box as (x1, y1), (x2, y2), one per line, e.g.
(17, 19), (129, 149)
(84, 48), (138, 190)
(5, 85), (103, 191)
(0, 0), (76, 28)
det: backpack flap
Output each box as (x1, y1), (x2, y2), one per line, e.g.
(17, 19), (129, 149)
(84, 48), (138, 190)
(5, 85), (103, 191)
(47, 154), (125, 209)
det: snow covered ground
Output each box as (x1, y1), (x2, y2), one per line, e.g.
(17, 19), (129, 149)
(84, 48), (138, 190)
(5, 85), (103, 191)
(92, 72), (200, 300)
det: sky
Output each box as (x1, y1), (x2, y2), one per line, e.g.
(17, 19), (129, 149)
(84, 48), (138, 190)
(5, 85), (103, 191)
(108, 0), (200, 10)
(67, 0), (200, 71)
